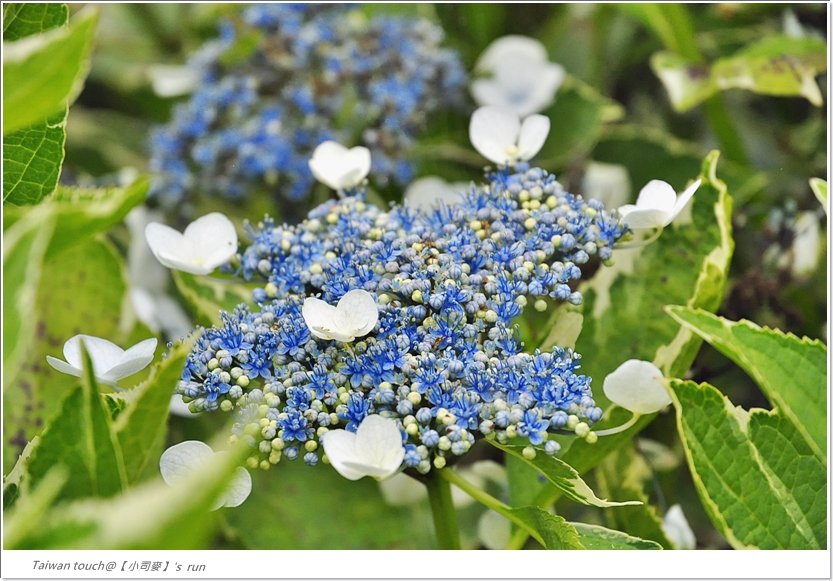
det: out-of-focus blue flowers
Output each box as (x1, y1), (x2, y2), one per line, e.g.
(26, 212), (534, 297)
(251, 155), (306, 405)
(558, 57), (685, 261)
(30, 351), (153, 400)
(149, 4), (466, 216)
(178, 162), (626, 474)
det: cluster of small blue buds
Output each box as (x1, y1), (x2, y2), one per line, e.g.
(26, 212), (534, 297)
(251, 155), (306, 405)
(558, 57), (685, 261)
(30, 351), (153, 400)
(149, 4), (466, 216)
(179, 163), (627, 473)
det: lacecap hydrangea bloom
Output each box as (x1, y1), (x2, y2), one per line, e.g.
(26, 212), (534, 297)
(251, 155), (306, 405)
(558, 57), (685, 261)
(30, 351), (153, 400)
(149, 4), (466, 214)
(177, 158), (627, 475)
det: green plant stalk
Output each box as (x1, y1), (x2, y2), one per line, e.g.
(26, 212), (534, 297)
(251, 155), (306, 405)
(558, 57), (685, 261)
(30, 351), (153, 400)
(424, 469), (461, 549)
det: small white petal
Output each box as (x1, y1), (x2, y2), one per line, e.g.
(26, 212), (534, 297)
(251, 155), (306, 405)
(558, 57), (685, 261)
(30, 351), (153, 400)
(378, 473), (427, 506)
(45, 355), (82, 378)
(791, 211), (821, 278)
(148, 64), (200, 98)
(302, 297), (341, 341)
(583, 161), (631, 208)
(667, 179), (701, 225)
(619, 207), (670, 230)
(478, 510), (512, 550)
(403, 176), (465, 211)
(63, 334), (123, 374)
(321, 429), (366, 480)
(353, 415), (404, 480)
(476, 35), (549, 72)
(603, 359), (671, 415)
(663, 504), (696, 550)
(516, 114), (550, 161)
(635, 180), (678, 216)
(145, 213), (237, 275)
(309, 141), (371, 190)
(159, 440), (214, 485)
(469, 106), (521, 165)
(337, 289), (379, 337)
(222, 467), (253, 508)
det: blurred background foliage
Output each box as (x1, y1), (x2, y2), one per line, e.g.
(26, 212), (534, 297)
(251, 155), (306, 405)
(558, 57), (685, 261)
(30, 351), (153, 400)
(7, 3), (827, 550)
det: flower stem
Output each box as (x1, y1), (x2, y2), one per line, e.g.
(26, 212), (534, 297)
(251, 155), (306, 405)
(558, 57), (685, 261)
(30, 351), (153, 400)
(593, 412), (641, 437)
(424, 469), (461, 549)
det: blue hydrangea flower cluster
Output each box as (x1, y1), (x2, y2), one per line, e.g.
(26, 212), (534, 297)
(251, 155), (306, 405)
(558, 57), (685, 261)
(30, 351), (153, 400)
(179, 164), (626, 473)
(149, 4), (466, 214)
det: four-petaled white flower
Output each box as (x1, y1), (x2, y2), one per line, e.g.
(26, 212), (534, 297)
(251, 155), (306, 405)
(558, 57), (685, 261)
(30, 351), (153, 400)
(618, 179), (702, 231)
(662, 504), (697, 550)
(159, 441), (251, 510)
(308, 140), (371, 192)
(471, 35), (565, 118)
(403, 176), (467, 212)
(603, 359), (672, 415)
(469, 106), (550, 166)
(302, 289), (379, 342)
(145, 212), (238, 275)
(46, 334), (157, 387)
(322, 415), (405, 481)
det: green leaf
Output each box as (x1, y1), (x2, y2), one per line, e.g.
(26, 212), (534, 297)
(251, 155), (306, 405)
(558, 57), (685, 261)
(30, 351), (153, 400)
(112, 334), (198, 483)
(572, 523), (663, 550)
(537, 76), (624, 167)
(172, 270), (256, 326)
(26, 348), (127, 501)
(3, 8), (99, 134)
(506, 506), (584, 549)
(8, 439), (248, 549)
(595, 443), (675, 548)
(2, 206), (54, 393)
(3, 238), (134, 474)
(3, 4), (68, 40)
(810, 178), (827, 213)
(4, 177), (149, 258)
(488, 441), (640, 508)
(3, 110), (66, 205)
(4, 466), (69, 549)
(559, 150), (734, 474)
(665, 307), (826, 458)
(226, 460), (435, 549)
(651, 36), (826, 112)
(669, 379), (825, 549)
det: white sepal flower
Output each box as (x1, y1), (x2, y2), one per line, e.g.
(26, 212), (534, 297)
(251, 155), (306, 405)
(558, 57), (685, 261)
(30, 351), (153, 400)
(471, 35), (565, 117)
(603, 359), (671, 415)
(322, 415), (404, 481)
(302, 289), (378, 342)
(618, 179), (701, 230)
(159, 441), (251, 510)
(582, 161), (631, 209)
(663, 504), (696, 550)
(46, 335), (157, 387)
(308, 140), (371, 192)
(469, 106), (550, 166)
(147, 64), (200, 98)
(403, 176), (466, 212)
(145, 212), (238, 275)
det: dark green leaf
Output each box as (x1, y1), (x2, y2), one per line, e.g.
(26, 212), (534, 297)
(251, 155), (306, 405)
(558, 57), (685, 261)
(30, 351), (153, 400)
(3, 110), (66, 205)
(3, 3), (68, 40)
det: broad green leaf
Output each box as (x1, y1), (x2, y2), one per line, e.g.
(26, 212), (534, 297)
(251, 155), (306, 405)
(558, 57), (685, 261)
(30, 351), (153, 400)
(26, 348), (127, 501)
(3, 238), (133, 473)
(7, 438), (248, 549)
(2, 206), (54, 393)
(488, 441), (640, 508)
(666, 307), (826, 458)
(506, 454), (545, 509)
(669, 379), (825, 549)
(616, 4), (699, 60)
(572, 523), (663, 550)
(596, 443), (674, 548)
(3, 4), (68, 40)
(810, 178), (827, 213)
(506, 506), (584, 549)
(172, 270), (256, 326)
(651, 37), (826, 112)
(226, 460), (435, 549)
(559, 150), (734, 474)
(3, 8), (99, 134)
(3, 110), (66, 205)
(111, 334), (197, 483)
